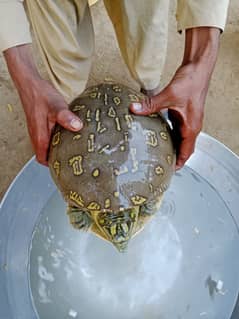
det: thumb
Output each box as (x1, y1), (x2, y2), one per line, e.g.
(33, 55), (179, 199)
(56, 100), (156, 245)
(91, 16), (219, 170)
(130, 87), (171, 115)
(56, 109), (83, 131)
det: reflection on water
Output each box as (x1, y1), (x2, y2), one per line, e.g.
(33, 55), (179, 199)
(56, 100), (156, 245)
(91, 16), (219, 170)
(30, 167), (239, 319)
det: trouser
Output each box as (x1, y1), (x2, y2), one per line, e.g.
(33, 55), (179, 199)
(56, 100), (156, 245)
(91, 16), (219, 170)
(25, 0), (170, 103)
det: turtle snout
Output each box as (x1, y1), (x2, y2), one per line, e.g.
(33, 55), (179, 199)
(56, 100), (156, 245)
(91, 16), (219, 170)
(112, 240), (129, 253)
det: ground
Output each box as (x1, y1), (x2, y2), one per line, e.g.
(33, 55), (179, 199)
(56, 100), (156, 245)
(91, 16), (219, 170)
(0, 0), (239, 199)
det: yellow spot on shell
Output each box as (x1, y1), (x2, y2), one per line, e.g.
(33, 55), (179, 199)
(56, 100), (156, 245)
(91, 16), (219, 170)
(104, 198), (111, 209)
(113, 191), (119, 198)
(53, 160), (60, 177)
(69, 191), (84, 207)
(7, 104), (13, 112)
(120, 145), (126, 151)
(95, 109), (101, 122)
(145, 130), (158, 147)
(104, 94), (108, 105)
(113, 96), (121, 106)
(97, 122), (107, 134)
(69, 155), (83, 176)
(114, 166), (128, 176)
(115, 117), (122, 131)
(108, 106), (116, 118)
(98, 144), (110, 154)
(72, 105), (85, 111)
(124, 114), (133, 128)
(155, 165), (164, 176)
(167, 155), (172, 165)
(92, 168), (100, 177)
(112, 85), (122, 93)
(89, 92), (97, 99)
(86, 109), (91, 122)
(87, 202), (101, 210)
(131, 195), (147, 205)
(73, 134), (81, 140)
(88, 134), (95, 152)
(160, 131), (168, 140)
(52, 132), (60, 146)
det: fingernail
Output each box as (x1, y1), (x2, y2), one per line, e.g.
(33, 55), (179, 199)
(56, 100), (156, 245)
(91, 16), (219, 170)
(132, 103), (143, 112)
(70, 118), (82, 130)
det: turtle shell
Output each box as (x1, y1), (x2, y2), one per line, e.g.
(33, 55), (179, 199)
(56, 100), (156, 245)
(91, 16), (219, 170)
(48, 83), (176, 213)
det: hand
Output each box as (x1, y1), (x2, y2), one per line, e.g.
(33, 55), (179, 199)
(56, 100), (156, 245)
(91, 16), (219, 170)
(130, 27), (220, 170)
(4, 44), (83, 166)
(18, 79), (83, 166)
(130, 63), (205, 169)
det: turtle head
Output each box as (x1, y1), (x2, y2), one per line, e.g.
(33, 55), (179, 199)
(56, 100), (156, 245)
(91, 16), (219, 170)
(92, 207), (139, 252)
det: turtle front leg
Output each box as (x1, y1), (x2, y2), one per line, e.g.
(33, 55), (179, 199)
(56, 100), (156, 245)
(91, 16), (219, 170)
(67, 206), (93, 231)
(140, 195), (164, 216)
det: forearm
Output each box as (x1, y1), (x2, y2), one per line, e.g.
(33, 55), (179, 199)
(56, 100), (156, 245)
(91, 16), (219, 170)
(181, 27), (220, 82)
(3, 42), (81, 168)
(4, 44), (42, 92)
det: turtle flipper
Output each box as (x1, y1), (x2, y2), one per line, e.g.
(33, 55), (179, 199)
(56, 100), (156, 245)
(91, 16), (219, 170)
(140, 195), (164, 216)
(133, 195), (164, 236)
(67, 206), (92, 231)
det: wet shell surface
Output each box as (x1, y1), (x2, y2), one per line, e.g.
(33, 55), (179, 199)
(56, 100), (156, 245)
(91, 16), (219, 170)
(48, 83), (176, 213)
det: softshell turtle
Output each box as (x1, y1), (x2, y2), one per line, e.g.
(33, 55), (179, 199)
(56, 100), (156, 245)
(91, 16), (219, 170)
(48, 83), (176, 252)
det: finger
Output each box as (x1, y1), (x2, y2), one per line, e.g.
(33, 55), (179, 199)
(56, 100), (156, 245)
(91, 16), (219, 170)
(56, 109), (83, 131)
(34, 130), (50, 166)
(48, 120), (55, 135)
(175, 137), (196, 170)
(130, 86), (174, 115)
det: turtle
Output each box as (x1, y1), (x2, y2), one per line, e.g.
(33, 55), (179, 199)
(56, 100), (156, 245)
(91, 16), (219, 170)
(48, 82), (176, 252)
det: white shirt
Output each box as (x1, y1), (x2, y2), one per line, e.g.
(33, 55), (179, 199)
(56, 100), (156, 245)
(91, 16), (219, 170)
(0, 0), (230, 52)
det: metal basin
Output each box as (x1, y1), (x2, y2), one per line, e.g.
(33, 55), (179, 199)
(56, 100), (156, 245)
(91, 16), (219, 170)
(0, 133), (239, 319)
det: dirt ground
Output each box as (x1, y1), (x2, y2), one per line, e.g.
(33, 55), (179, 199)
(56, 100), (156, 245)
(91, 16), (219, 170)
(0, 0), (239, 199)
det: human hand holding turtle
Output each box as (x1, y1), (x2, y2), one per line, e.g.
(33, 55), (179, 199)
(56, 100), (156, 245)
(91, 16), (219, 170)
(130, 27), (220, 170)
(4, 44), (82, 166)
(4, 28), (220, 169)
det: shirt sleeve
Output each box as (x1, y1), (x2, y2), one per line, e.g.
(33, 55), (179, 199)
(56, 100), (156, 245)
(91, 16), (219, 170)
(176, 0), (230, 33)
(0, 0), (32, 52)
